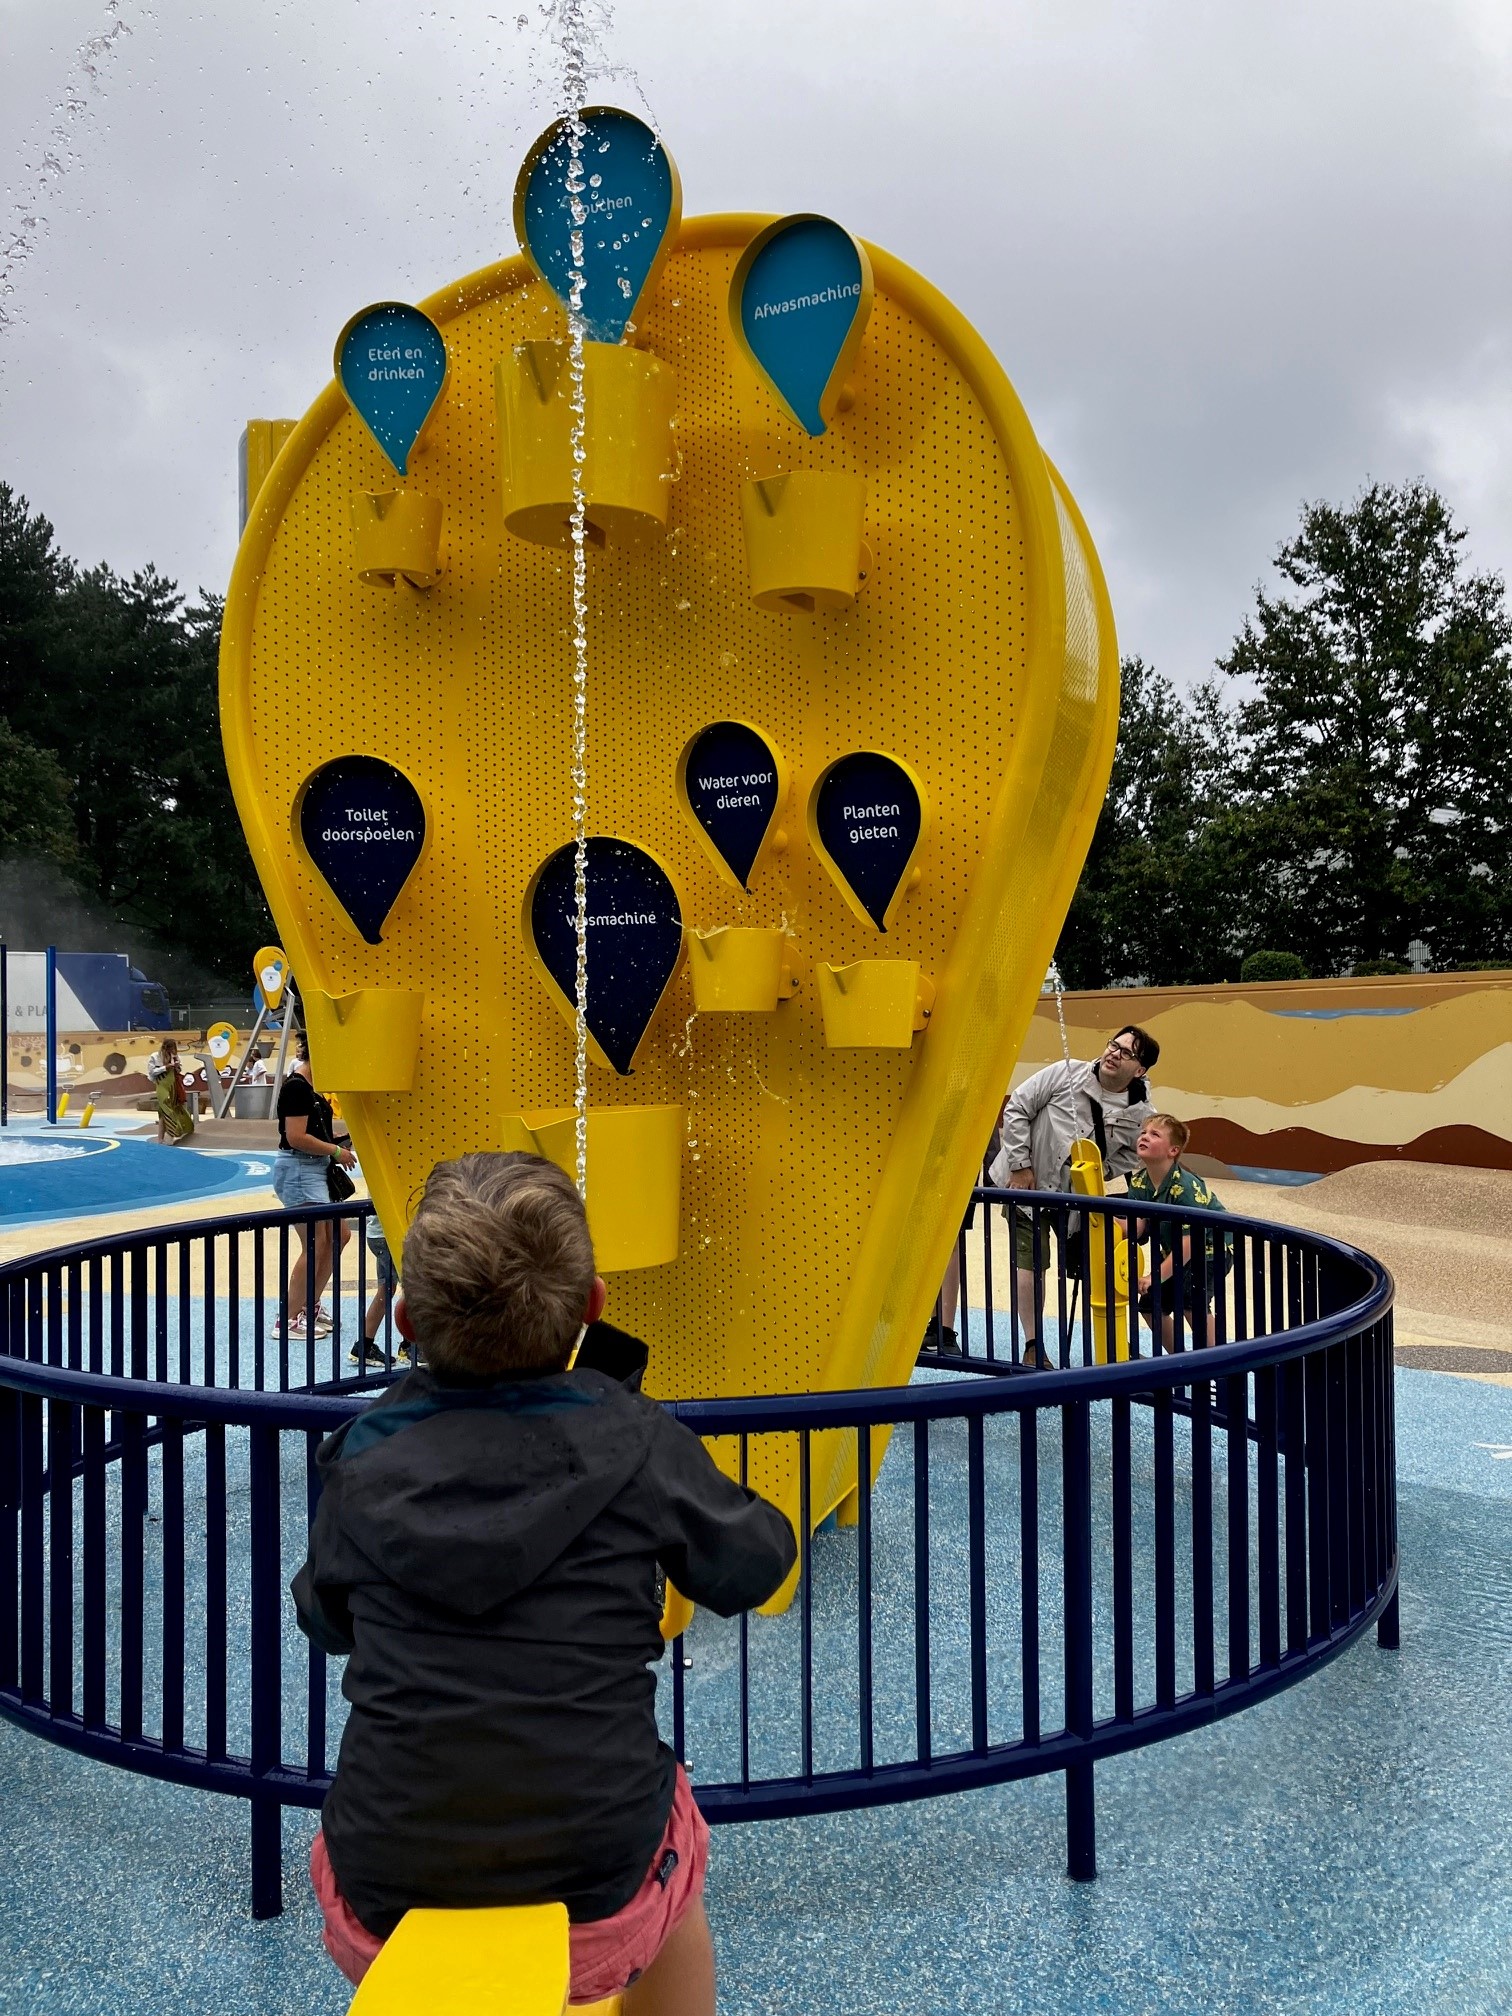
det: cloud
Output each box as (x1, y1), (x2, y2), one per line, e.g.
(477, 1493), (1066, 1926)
(0, 0), (1509, 686)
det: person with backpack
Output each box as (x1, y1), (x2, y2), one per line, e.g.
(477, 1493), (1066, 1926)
(986, 1026), (1159, 1368)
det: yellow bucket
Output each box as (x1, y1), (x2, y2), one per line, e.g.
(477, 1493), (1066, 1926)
(742, 469), (869, 614)
(496, 340), (677, 549)
(303, 988), (424, 1093)
(501, 1104), (683, 1272)
(688, 926), (793, 1012)
(350, 491), (444, 588)
(816, 960), (934, 1048)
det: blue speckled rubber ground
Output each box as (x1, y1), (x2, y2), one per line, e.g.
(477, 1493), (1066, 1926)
(3, 1368), (1510, 2016)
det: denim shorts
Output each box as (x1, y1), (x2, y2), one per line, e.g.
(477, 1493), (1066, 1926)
(273, 1150), (332, 1209)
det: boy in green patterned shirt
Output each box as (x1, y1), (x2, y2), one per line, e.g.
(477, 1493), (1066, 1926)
(1127, 1114), (1226, 1354)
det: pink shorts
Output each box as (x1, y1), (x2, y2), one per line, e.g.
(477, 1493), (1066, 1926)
(311, 1764), (709, 2008)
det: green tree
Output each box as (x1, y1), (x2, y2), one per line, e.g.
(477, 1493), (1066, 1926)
(0, 720), (80, 870)
(1057, 656), (1237, 987)
(0, 483), (272, 981)
(1220, 481), (1512, 972)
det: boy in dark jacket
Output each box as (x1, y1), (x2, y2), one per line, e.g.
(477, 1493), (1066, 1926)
(293, 1151), (796, 2012)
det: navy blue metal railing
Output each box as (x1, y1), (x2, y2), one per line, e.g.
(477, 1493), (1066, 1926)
(0, 1190), (1397, 1918)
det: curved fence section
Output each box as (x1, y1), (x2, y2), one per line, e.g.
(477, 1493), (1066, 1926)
(0, 1191), (1397, 1917)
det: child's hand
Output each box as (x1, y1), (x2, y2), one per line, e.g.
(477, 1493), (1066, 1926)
(1137, 1273), (1152, 1295)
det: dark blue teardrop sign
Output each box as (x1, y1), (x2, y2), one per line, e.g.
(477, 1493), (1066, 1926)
(335, 302), (449, 478)
(299, 757), (426, 945)
(678, 722), (783, 890)
(810, 751), (925, 932)
(527, 838), (684, 1074)
(731, 215), (873, 435)
(515, 108), (681, 345)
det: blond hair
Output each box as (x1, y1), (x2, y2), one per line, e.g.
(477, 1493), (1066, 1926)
(401, 1152), (596, 1377)
(1145, 1112), (1190, 1155)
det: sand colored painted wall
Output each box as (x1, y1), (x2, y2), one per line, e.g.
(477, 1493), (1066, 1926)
(1014, 973), (1512, 1170)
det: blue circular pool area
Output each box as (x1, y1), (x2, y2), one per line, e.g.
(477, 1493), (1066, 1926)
(0, 1129), (273, 1224)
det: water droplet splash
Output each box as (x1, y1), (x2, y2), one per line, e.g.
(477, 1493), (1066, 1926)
(0, 0), (136, 340)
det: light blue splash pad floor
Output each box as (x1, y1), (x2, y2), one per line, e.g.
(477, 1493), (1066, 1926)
(3, 1367), (1511, 2016)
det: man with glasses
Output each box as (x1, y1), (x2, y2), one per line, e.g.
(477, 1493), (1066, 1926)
(985, 1025), (1159, 1368)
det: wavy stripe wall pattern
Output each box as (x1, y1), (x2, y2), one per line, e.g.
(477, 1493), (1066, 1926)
(1015, 974), (1512, 1171)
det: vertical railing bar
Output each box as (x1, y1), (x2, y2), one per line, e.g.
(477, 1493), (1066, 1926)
(205, 1421), (228, 1761)
(1153, 1387), (1176, 1709)
(1226, 1367), (1250, 1684)
(306, 1429), (327, 1778)
(154, 1240), (169, 1385)
(799, 1428), (813, 1783)
(118, 1407), (145, 1741)
(738, 1433), (750, 1787)
(981, 1184), (996, 1363)
(1191, 1371), (1215, 1697)
(1326, 1338), (1351, 1628)
(1305, 1347), (1331, 1643)
(1111, 1392), (1134, 1722)
(1019, 1402), (1041, 1744)
(81, 1404), (106, 1726)
(857, 1421), (874, 1774)
(912, 1416), (932, 1763)
(161, 1416), (185, 1753)
(46, 1397), (77, 1716)
(1283, 1351), (1308, 1654)
(178, 1233), (193, 1386)
(1062, 1392), (1096, 1878)
(1256, 1363), (1281, 1670)
(967, 1411), (988, 1753)
(205, 1232), (218, 1393)
(248, 1421), (284, 1917)
(18, 1392), (44, 1702)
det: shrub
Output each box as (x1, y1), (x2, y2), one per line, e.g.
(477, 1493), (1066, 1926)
(1240, 950), (1307, 983)
(1351, 959), (1412, 977)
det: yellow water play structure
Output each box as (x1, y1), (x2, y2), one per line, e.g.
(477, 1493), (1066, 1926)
(220, 112), (1118, 1553)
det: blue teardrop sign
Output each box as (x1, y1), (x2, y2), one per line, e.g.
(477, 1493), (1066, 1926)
(335, 303), (449, 478)
(299, 757), (427, 945)
(678, 722), (783, 890)
(527, 838), (684, 1074)
(515, 108), (681, 345)
(811, 751), (924, 932)
(731, 215), (872, 436)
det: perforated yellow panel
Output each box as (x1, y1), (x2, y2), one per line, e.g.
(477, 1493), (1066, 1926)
(221, 215), (1118, 1530)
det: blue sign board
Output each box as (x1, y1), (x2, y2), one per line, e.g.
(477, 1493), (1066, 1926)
(515, 108), (680, 345)
(679, 722), (782, 890)
(335, 302), (449, 478)
(299, 757), (426, 944)
(529, 837), (684, 1073)
(811, 751), (923, 931)
(732, 215), (872, 435)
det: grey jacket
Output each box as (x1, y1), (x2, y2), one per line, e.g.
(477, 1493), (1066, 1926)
(987, 1059), (1155, 1194)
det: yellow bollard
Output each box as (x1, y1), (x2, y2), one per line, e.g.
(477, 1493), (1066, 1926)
(1068, 1136), (1132, 1365)
(56, 1091), (70, 1120)
(660, 1577), (695, 1643)
(80, 1101), (96, 1129)
(347, 1900), (622, 2016)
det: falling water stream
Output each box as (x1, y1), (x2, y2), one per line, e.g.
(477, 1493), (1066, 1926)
(559, 6), (592, 1200)
(1047, 959), (1073, 1070)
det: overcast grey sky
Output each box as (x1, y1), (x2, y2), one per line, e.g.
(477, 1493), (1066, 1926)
(2, 0), (1510, 685)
